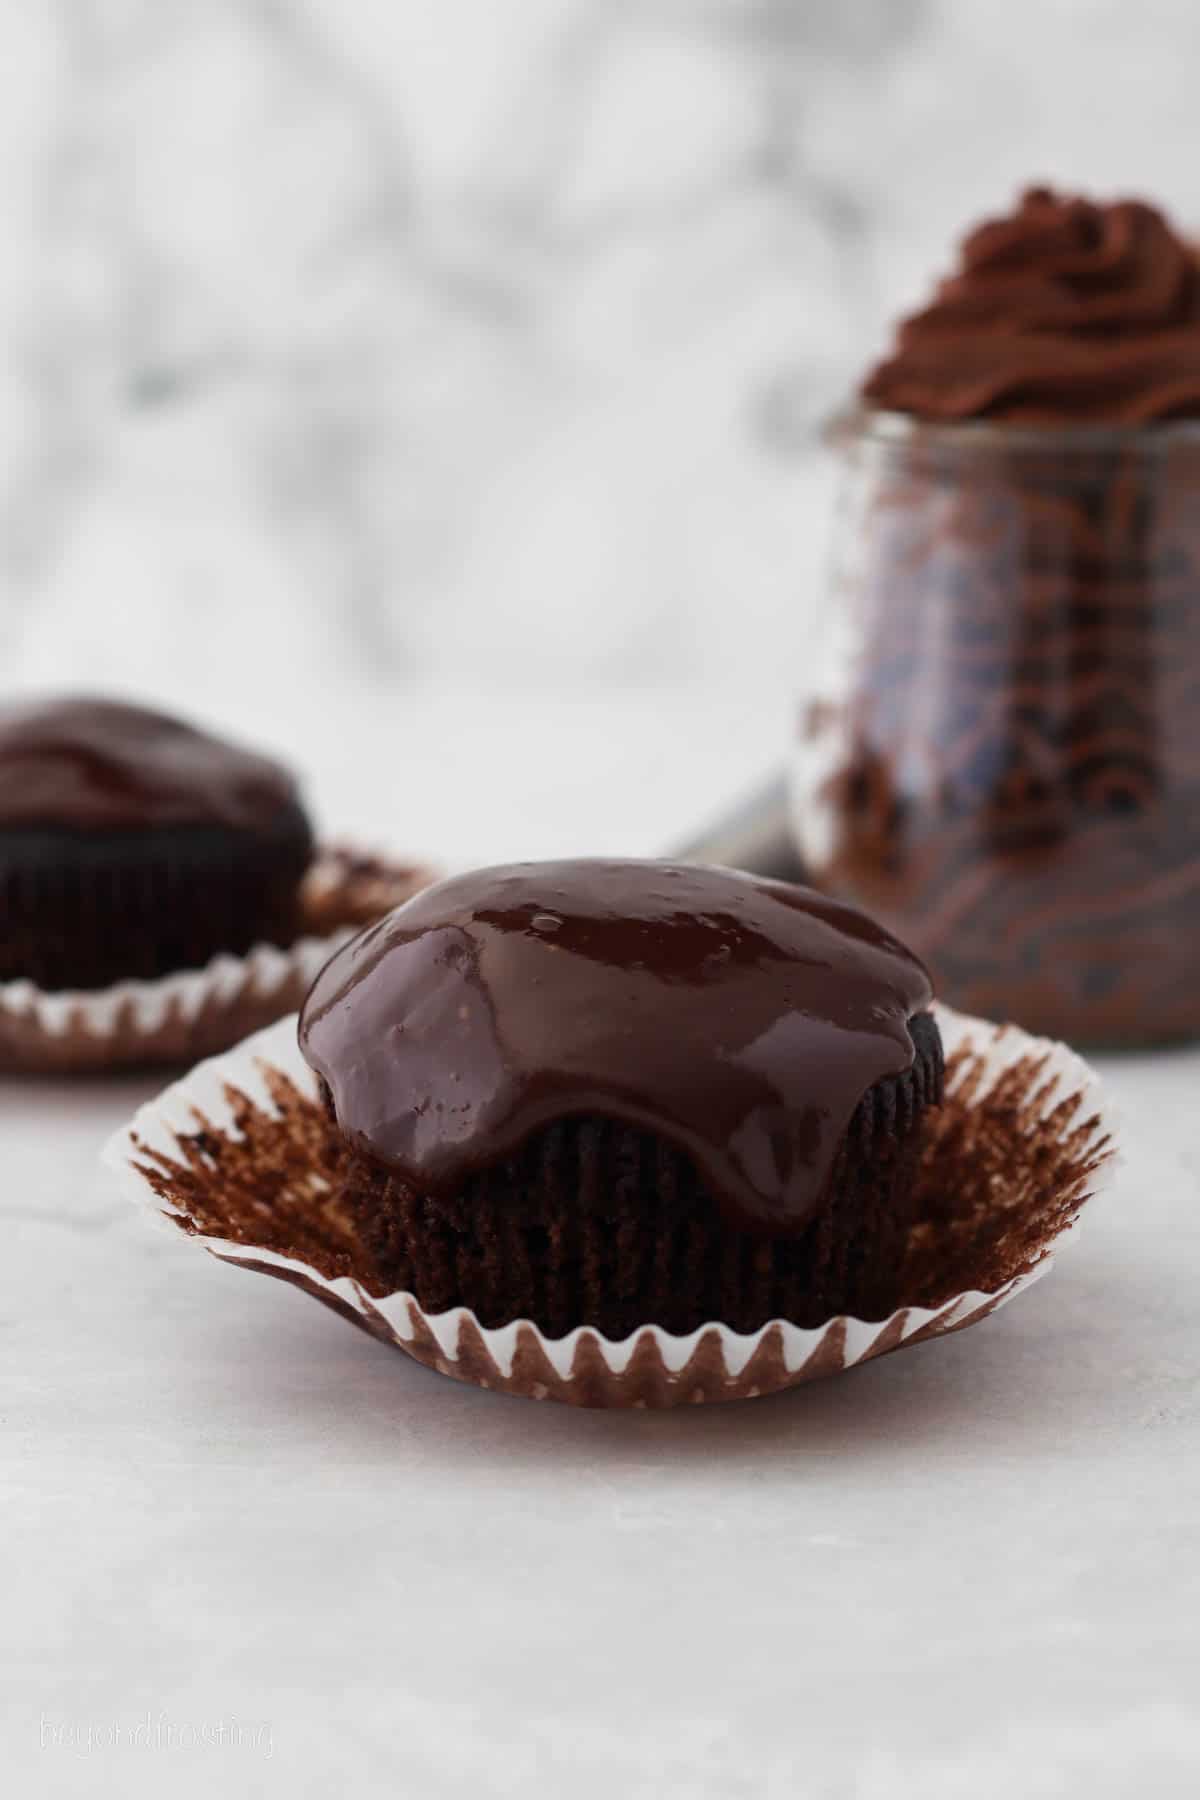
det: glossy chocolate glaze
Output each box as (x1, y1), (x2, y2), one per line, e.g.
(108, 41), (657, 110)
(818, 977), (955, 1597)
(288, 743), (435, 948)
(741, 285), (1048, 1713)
(0, 696), (301, 831)
(298, 859), (932, 1233)
(862, 186), (1200, 423)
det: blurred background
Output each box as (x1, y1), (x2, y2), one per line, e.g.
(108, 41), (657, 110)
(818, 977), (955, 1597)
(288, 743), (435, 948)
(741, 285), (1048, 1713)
(1, 0), (1195, 864)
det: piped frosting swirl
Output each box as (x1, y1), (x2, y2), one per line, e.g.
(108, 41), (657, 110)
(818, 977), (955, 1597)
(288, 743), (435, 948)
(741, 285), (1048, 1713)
(862, 186), (1200, 423)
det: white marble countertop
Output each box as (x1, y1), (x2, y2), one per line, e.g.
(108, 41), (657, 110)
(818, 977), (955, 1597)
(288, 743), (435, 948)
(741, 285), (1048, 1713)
(4, 682), (1199, 1799)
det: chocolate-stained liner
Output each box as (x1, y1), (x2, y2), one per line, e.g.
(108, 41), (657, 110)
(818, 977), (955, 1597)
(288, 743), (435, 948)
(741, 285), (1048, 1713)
(0, 847), (433, 1073)
(103, 1004), (1118, 1408)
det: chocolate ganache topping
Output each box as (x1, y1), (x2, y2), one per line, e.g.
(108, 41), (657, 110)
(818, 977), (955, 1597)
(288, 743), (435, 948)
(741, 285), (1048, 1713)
(298, 859), (932, 1233)
(0, 696), (300, 831)
(862, 186), (1200, 423)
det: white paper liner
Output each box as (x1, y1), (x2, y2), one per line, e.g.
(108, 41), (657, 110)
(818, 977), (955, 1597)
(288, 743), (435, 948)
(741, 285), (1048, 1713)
(102, 1003), (1119, 1408)
(0, 847), (432, 1072)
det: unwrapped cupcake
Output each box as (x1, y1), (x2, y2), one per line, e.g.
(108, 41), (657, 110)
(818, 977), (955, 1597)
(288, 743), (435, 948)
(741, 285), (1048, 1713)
(299, 858), (945, 1338)
(111, 857), (1116, 1405)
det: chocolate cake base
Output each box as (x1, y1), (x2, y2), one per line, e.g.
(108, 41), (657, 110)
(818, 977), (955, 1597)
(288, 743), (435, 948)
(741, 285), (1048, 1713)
(326, 1011), (944, 1338)
(0, 801), (314, 989)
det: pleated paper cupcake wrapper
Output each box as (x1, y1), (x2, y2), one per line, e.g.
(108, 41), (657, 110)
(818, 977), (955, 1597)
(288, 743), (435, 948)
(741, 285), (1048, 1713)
(0, 847), (433, 1073)
(103, 1002), (1119, 1407)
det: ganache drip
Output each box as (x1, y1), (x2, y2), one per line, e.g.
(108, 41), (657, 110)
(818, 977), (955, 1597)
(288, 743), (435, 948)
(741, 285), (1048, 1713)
(298, 859), (932, 1234)
(0, 696), (301, 831)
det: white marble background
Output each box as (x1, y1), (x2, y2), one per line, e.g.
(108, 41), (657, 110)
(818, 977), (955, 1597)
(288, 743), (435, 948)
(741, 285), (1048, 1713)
(1, 0), (1199, 856)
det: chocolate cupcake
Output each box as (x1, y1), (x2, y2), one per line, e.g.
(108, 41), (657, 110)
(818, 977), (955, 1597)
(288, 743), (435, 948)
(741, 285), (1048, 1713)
(299, 859), (943, 1337)
(0, 696), (314, 989)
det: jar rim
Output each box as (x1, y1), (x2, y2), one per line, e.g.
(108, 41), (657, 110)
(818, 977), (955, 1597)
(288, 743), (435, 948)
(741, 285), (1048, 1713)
(827, 404), (1200, 451)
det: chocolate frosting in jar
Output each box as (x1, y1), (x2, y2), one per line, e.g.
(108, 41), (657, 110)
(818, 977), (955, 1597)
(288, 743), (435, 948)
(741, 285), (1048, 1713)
(862, 186), (1200, 423)
(298, 859), (933, 1235)
(0, 696), (302, 831)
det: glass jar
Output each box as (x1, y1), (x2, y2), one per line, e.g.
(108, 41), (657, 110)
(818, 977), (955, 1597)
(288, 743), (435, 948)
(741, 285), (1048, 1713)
(791, 409), (1200, 1047)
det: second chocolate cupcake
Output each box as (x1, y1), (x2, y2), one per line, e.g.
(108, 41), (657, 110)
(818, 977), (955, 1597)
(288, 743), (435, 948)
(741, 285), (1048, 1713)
(0, 696), (314, 989)
(299, 859), (943, 1337)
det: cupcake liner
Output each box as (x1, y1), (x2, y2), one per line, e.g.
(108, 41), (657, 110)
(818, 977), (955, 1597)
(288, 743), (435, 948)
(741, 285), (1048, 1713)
(0, 847), (433, 1073)
(102, 1002), (1119, 1408)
